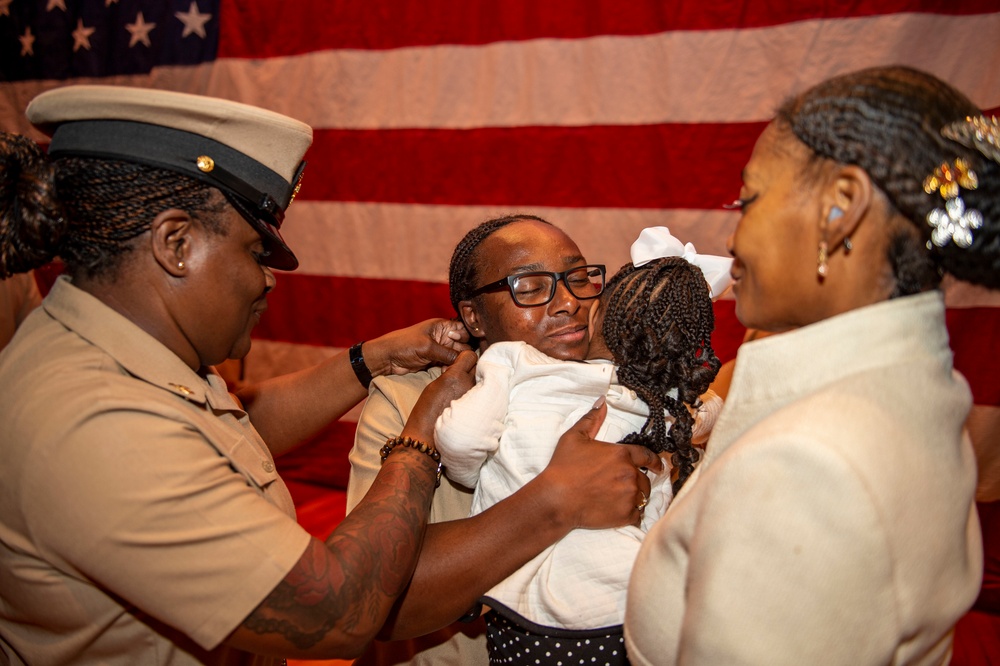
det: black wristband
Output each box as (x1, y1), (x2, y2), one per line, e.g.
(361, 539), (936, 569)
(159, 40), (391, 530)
(349, 341), (374, 390)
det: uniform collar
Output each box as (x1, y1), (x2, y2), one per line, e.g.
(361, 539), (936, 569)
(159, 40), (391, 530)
(43, 276), (234, 408)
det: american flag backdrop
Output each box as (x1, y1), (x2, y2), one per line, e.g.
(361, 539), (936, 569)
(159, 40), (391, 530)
(1, 1), (999, 487)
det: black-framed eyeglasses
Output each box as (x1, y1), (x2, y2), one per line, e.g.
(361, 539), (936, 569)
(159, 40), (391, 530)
(469, 264), (606, 307)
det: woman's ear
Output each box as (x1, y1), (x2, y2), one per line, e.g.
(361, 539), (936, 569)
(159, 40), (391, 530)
(458, 300), (484, 338)
(824, 164), (873, 248)
(149, 208), (194, 277)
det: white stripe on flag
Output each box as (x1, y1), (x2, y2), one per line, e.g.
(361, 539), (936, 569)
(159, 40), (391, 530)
(4, 11), (1000, 138)
(205, 11), (1000, 128)
(282, 202), (738, 282)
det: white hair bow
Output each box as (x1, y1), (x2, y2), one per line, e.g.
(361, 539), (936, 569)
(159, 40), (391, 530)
(630, 226), (734, 299)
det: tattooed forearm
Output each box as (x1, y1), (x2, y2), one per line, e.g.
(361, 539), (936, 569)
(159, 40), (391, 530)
(243, 540), (355, 649)
(241, 449), (437, 652)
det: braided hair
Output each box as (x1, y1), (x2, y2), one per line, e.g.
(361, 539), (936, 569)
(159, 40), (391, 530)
(775, 65), (1000, 292)
(448, 214), (552, 343)
(601, 257), (720, 493)
(0, 133), (61, 278)
(0, 131), (225, 281)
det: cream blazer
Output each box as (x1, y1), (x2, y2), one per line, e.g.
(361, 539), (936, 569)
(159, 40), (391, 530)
(625, 292), (982, 665)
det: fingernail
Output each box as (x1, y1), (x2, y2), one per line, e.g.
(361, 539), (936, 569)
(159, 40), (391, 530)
(592, 396), (606, 409)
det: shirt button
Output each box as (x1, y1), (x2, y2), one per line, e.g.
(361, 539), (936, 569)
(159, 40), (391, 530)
(262, 460), (275, 473)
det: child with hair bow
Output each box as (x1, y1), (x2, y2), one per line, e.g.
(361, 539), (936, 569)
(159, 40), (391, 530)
(434, 227), (730, 665)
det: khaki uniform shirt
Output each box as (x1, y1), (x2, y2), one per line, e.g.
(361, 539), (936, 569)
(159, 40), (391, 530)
(348, 368), (488, 666)
(625, 292), (983, 665)
(0, 277), (312, 665)
(0, 272), (41, 351)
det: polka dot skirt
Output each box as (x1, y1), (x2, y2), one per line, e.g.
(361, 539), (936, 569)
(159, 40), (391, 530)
(485, 610), (630, 665)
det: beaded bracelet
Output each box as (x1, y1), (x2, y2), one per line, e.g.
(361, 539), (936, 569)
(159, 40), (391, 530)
(380, 435), (443, 487)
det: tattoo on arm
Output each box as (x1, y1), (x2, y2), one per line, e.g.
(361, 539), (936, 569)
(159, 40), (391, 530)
(242, 455), (436, 650)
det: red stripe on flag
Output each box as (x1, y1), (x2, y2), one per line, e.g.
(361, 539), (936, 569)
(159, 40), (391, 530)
(947, 307), (1000, 407)
(254, 274), (750, 359)
(299, 108), (1000, 208)
(255, 274), (456, 348)
(256, 273), (998, 407)
(218, 0), (999, 58)
(302, 123), (761, 209)
(710, 299), (746, 365)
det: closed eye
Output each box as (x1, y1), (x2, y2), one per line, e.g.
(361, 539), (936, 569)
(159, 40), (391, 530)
(723, 194), (758, 211)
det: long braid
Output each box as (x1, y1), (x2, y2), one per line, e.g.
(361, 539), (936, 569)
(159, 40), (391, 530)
(448, 214), (552, 312)
(776, 66), (1000, 292)
(0, 133), (63, 277)
(602, 257), (720, 493)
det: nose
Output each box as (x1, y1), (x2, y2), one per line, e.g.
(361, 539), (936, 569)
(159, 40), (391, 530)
(547, 278), (580, 315)
(726, 233), (736, 258)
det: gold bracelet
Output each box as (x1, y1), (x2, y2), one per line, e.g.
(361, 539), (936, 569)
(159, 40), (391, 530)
(380, 435), (443, 487)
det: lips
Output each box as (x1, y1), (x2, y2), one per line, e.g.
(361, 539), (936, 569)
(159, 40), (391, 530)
(729, 258), (743, 284)
(548, 323), (588, 342)
(251, 300), (268, 323)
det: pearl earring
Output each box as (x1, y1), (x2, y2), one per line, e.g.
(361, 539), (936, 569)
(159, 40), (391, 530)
(817, 207), (842, 280)
(817, 241), (828, 280)
(177, 261), (185, 269)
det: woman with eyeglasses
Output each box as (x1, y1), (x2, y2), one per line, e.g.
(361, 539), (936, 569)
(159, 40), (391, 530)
(345, 214), (663, 665)
(431, 227), (725, 664)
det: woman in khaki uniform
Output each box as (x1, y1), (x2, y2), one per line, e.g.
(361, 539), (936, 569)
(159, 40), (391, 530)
(0, 86), (662, 665)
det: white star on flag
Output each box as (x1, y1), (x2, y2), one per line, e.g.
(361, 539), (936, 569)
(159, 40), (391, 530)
(72, 18), (95, 51)
(126, 11), (156, 48)
(175, 2), (212, 39)
(19, 26), (35, 56)
(46, 0), (67, 11)
(0, 0), (12, 18)
(105, 0), (119, 5)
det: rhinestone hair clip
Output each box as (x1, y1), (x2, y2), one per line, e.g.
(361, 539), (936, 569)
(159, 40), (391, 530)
(942, 115), (1000, 165)
(923, 158), (982, 248)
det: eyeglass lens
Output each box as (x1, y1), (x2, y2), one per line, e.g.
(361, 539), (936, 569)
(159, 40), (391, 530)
(511, 266), (603, 306)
